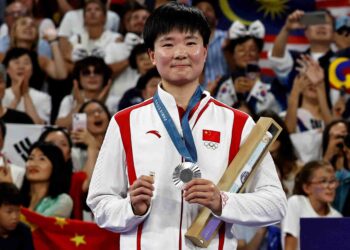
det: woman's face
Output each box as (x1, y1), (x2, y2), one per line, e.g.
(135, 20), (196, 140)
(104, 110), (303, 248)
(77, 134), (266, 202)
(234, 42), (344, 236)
(83, 102), (109, 136)
(25, 148), (53, 182)
(44, 131), (71, 162)
(142, 76), (160, 100)
(14, 17), (37, 42)
(233, 39), (260, 69)
(304, 165), (338, 204)
(136, 52), (153, 75)
(79, 65), (104, 92)
(6, 54), (33, 84)
(84, 2), (106, 26)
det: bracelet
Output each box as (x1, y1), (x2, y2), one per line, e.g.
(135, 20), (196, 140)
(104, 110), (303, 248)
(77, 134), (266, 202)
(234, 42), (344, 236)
(48, 38), (59, 44)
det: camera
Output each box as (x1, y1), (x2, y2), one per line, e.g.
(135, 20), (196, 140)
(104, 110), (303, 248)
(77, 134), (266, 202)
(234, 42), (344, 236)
(336, 134), (350, 149)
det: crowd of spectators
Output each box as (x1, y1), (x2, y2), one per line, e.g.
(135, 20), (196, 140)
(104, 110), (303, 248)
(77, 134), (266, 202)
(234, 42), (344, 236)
(0, 0), (349, 249)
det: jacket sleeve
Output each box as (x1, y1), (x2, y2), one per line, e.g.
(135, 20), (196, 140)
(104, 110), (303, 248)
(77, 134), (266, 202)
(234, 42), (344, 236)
(87, 118), (150, 233)
(214, 117), (287, 227)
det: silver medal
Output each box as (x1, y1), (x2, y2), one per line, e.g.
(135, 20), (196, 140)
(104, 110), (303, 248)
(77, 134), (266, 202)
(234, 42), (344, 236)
(172, 162), (201, 189)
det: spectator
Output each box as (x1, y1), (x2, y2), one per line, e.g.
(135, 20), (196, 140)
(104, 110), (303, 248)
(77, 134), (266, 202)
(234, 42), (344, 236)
(2, 48), (51, 124)
(66, 0), (122, 70)
(193, 0), (229, 87)
(55, 56), (115, 129)
(0, 64), (33, 124)
(71, 100), (110, 192)
(322, 119), (350, 215)
(0, 182), (34, 250)
(38, 127), (93, 219)
(19, 141), (73, 217)
(118, 67), (160, 110)
(334, 16), (350, 51)
(282, 160), (341, 250)
(284, 55), (332, 133)
(58, 0), (120, 61)
(215, 20), (287, 115)
(269, 9), (335, 107)
(105, 3), (150, 98)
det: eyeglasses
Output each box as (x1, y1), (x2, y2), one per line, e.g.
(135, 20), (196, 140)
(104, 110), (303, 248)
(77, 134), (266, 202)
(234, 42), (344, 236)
(81, 68), (103, 77)
(85, 108), (105, 117)
(309, 179), (339, 188)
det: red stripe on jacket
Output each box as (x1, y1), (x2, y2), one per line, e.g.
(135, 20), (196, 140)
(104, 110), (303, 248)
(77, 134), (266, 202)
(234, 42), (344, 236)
(114, 99), (154, 250)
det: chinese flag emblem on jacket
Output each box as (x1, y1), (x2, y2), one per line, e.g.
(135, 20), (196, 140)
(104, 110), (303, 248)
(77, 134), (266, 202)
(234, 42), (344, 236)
(20, 208), (119, 250)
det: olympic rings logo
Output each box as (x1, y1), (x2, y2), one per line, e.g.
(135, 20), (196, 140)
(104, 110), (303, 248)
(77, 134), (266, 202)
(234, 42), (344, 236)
(204, 141), (218, 150)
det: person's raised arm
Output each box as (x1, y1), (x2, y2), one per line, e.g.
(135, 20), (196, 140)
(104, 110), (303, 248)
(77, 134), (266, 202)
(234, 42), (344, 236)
(271, 10), (305, 58)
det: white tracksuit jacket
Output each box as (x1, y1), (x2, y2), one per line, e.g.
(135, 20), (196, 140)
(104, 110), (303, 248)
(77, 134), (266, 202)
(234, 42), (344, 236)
(87, 86), (287, 250)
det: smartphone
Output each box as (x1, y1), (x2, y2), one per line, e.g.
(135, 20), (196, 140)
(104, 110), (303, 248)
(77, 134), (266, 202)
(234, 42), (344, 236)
(300, 11), (327, 26)
(72, 113), (87, 131)
(245, 63), (260, 80)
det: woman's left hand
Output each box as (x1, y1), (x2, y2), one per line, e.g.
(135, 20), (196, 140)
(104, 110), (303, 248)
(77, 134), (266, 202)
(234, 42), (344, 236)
(183, 179), (222, 215)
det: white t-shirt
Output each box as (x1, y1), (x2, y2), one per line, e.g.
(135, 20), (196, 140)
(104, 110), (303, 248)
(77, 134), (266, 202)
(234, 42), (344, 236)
(282, 195), (342, 250)
(2, 87), (51, 123)
(58, 9), (120, 38)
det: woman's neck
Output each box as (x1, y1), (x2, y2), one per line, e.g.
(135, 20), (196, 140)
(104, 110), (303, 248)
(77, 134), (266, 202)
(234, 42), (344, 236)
(87, 25), (104, 40)
(308, 196), (330, 216)
(82, 89), (98, 99)
(29, 182), (49, 210)
(14, 40), (32, 49)
(302, 98), (321, 118)
(161, 80), (200, 110)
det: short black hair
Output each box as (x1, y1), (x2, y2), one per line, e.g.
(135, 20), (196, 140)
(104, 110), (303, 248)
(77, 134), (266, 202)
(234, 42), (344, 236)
(129, 44), (148, 70)
(143, 2), (210, 50)
(72, 56), (112, 88)
(84, 0), (107, 16)
(136, 67), (160, 90)
(0, 182), (21, 206)
(2, 48), (45, 90)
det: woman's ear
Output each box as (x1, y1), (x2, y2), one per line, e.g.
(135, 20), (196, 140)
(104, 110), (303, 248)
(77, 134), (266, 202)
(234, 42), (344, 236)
(302, 183), (312, 195)
(148, 49), (156, 66)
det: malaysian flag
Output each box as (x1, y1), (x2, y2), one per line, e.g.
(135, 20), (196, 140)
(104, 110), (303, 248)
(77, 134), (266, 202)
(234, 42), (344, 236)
(215, 0), (350, 76)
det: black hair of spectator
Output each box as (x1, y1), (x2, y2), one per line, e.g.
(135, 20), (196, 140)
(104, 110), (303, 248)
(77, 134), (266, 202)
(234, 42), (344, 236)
(293, 160), (331, 196)
(0, 118), (6, 139)
(192, 0), (220, 17)
(129, 44), (148, 70)
(0, 182), (21, 206)
(83, 0), (107, 16)
(136, 67), (159, 90)
(79, 99), (112, 121)
(72, 56), (112, 88)
(2, 48), (45, 90)
(258, 110), (299, 178)
(37, 127), (74, 193)
(227, 36), (264, 54)
(143, 2), (210, 50)
(20, 142), (67, 207)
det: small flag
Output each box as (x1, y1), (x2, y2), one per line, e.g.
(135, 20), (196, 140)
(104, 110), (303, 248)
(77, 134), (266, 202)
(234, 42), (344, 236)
(202, 130), (221, 143)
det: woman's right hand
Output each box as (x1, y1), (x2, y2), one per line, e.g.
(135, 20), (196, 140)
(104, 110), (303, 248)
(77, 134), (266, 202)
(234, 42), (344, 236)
(73, 79), (84, 106)
(284, 10), (306, 31)
(234, 76), (254, 94)
(324, 134), (345, 162)
(129, 175), (154, 216)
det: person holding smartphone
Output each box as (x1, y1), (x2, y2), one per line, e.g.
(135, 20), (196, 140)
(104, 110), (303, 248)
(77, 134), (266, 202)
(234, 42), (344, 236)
(215, 20), (287, 116)
(269, 9), (335, 108)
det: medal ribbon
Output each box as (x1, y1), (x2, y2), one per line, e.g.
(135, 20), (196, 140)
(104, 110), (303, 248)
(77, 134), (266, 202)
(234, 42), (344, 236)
(153, 86), (203, 163)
